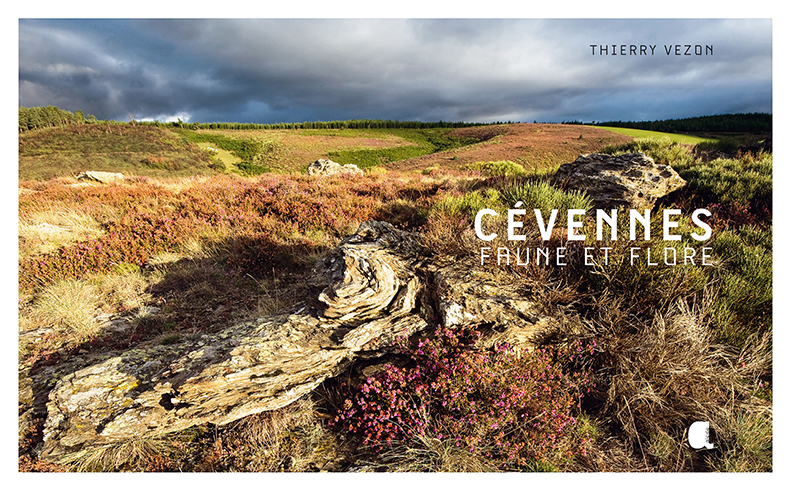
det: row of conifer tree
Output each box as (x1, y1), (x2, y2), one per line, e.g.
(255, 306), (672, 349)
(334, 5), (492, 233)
(18, 105), (495, 133)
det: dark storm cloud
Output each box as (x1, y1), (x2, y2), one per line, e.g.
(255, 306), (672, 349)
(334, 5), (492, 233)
(19, 18), (772, 123)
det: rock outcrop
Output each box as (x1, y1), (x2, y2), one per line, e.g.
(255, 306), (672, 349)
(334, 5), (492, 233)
(76, 171), (125, 184)
(36, 221), (561, 461)
(430, 265), (559, 351)
(306, 158), (364, 177)
(552, 153), (686, 209)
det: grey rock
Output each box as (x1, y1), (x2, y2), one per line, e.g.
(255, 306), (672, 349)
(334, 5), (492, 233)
(430, 262), (558, 351)
(306, 158), (364, 177)
(37, 221), (563, 461)
(76, 171), (125, 184)
(40, 222), (425, 460)
(552, 152), (686, 209)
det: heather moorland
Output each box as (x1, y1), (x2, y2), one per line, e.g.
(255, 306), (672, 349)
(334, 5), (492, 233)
(18, 110), (772, 472)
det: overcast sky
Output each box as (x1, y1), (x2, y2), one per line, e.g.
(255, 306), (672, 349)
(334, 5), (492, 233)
(18, 18), (772, 124)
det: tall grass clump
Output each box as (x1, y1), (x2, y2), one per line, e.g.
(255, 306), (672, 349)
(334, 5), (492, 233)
(198, 397), (334, 472)
(57, 437), (189, 472)
(600, 137), (696, 168)
(584, 298), (771, 471)
(675, 152), (772, 207)
(28, 279), (100, 338)
(422, 188), (505, 256)
(422, 181), (593, 261)
(429, 188), (504, 223)
(500, 181), (592, 219)
(707, 226), (772, 348)
(576, 207), (710, 310)
(466, 160), (526, 177)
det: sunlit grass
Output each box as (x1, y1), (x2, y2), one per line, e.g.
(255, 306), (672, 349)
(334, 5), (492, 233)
(592, 126), (715, 145)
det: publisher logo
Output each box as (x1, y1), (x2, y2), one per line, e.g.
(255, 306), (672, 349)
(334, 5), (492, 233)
(689, 421), (714, 449)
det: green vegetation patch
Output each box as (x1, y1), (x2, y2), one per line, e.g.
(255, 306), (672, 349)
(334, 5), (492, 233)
(175, 129), (280, 176)
(465, 160), (527, 177)
(708, 225), (772, 348)
(500, 181), (592, 217)
(429, 180), (592, 228)
(327, 128), (479, 169)
(674, 152), (772, 206)
(430, 188), (505, 223)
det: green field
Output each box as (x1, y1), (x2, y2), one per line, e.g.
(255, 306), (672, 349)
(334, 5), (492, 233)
(591, 125), (717, 145)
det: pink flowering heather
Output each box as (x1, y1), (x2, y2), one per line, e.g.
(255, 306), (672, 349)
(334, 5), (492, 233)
(18, 174), (441, 293)
(333, 324), (595, 468)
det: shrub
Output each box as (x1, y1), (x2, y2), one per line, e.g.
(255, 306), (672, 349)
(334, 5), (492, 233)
(674, 152), (772, 208)
(18, 174), (439, 294)
(695, 137), (740, 154)
(29, 279), (100, 338)
(707, 226), (772, 348)
(19, 211), (182, 292)
(600, 137), (696, 168)
(466, 160), (526, 177)
(226, 232), (318, 277)
(500, 181), (592, 219)
(236, 162), (271, 176)
(333, 324), (595, 470)
(429, 188), (504, 223)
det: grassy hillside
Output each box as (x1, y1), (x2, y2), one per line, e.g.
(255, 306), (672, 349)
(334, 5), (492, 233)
(18, 124), (221, 181)
(18, 123), (630, 182)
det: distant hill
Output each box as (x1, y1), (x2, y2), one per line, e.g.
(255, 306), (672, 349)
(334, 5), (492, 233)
(18, 124), (219, 181)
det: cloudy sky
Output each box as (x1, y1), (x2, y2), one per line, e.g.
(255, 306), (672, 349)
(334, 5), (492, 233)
(18, 18), (772, 124)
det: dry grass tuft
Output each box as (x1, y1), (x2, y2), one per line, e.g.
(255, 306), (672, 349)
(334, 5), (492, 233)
(211, 397), (337, 472)
(56, 398), (336, 472)
(588, 296), (772, 471)
(58, 437), (185, 472)
(19, 208), (104, 256)
(372, 435), (499, 472)
(29, 279), (100, 338)
(94, 267), (154, 312)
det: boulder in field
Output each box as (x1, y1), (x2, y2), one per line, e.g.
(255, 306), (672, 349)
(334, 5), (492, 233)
(552, 153), (686, 209)
(306, 158), (364, 177)
(76, 171), (125, 184)
(36, 221), (565, 461)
